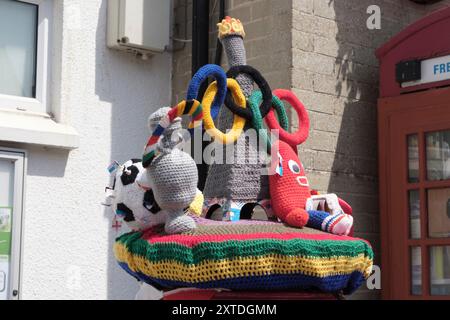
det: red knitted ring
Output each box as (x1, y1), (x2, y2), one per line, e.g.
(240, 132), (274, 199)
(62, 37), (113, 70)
(265, 89), (310, 147)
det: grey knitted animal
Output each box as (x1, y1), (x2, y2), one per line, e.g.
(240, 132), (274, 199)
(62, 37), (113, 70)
(145, 148), (198, 234)
(203, 17), (271, 221)
(138, 108), (198, 234)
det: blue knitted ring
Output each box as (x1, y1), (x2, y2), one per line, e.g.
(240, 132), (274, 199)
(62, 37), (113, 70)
(187, 64), (227, 120)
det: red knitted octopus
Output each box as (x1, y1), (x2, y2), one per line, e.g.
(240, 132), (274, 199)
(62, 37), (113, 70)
(269, 140), (311, 227)
(267, 89), (311, 228)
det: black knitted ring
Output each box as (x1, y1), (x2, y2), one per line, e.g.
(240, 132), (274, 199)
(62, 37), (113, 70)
(224, 65), (272, 120)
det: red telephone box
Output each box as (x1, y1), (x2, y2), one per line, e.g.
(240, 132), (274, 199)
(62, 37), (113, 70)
(377, 7), (450, 299)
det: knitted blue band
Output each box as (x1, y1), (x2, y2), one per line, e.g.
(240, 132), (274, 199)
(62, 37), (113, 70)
(187, 64), (227, 120)
(306, 210), (330, 230)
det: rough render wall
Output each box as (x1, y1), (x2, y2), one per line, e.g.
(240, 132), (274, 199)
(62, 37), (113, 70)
(172, 0), (292, 103)
(14, 0), (172, 299)
(292, 0), (450, 299)
(171, 0), (450, 299)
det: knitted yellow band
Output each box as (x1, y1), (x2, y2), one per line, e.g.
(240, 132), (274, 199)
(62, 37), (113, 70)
(115, 241), (373, 282)
(202, 79), (246, 144)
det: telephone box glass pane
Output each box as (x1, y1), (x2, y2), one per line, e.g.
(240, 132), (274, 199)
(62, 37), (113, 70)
(430, 246), (450, 296)
(0, 158), (14, 300)
(427, 188), (450, 238)
(411, 246), (422, 295)
(426, 130), (450, 181)
(409, 190), (421, 239)
(408, 134), (419, 183)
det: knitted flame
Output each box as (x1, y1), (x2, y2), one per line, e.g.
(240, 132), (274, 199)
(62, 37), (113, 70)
(217, 16), (245, 39)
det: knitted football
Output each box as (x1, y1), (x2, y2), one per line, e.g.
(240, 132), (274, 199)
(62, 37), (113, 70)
(111, 159), (166, 231)
(110, 158), (204, 232)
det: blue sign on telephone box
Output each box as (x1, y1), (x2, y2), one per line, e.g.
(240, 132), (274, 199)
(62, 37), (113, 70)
(403, 54), (450, 88)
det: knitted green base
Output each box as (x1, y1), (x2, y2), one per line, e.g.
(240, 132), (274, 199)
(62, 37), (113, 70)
(117, 232), (373, 265)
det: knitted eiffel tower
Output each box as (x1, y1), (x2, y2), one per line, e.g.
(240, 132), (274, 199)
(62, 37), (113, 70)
(203, 17), (273, 221)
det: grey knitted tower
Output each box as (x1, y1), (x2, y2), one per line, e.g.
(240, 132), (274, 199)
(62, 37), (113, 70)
(203, 17), (272, 221)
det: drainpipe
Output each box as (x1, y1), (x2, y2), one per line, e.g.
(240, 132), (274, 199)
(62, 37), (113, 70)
(214, 0), (226, 66)
(191, 0), (227, 190)
(192, 0), (210, 79)
(192, 0), (210, 191)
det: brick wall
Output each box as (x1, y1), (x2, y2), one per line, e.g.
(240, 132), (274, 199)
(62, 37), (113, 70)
(171, 0), (450, 299)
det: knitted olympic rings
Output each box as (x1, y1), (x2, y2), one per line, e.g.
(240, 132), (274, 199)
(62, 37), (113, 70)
(143, 99), (203, 167)
(186, 64), (227, 120)
(248, 90), (290, 153)
(202, 79), (247, 144)
(265, 89), (310, 147)
(224, 65), (272, 120)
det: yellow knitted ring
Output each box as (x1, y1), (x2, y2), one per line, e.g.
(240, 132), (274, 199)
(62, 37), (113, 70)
(202, 79), (246, 144)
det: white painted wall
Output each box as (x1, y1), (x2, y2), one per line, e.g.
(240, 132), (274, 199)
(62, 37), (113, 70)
(18, 0), (171, 299)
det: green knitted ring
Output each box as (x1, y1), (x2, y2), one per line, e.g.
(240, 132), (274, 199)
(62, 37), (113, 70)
(248, 94), (264, 130)
(271, 95), (290, 131)
(249, 91), (289, 130)
(248, 91), (290, 152)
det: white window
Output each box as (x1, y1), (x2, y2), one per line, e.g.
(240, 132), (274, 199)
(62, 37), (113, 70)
(0, 148), (25, 300)
(0, 0), (52, 114)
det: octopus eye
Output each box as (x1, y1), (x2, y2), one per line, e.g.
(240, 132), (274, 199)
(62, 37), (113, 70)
(288, 160), (301, 174)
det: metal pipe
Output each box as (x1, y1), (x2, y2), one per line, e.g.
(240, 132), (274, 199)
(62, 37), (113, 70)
(214, 0), (226, 66)
(191, 0), (210, 191)
(192, 0), (209, 77)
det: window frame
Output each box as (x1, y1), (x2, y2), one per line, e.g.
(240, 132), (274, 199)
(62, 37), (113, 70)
(0, 148), (26, 300)
(0, 0), (52, 114)
(379, 88), (450, 299)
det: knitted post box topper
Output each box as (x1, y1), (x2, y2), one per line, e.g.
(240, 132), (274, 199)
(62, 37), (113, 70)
(138, 101), (203, 234)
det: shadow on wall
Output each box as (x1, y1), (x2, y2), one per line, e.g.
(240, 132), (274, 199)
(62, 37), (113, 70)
(329, 0), (431, 299)
(0, 141), (69, 178)
(95, 0), (171, 299)
(26, 147), (69, 178)
(328, 0), (384, 299)
(330, 0), (380, 255)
